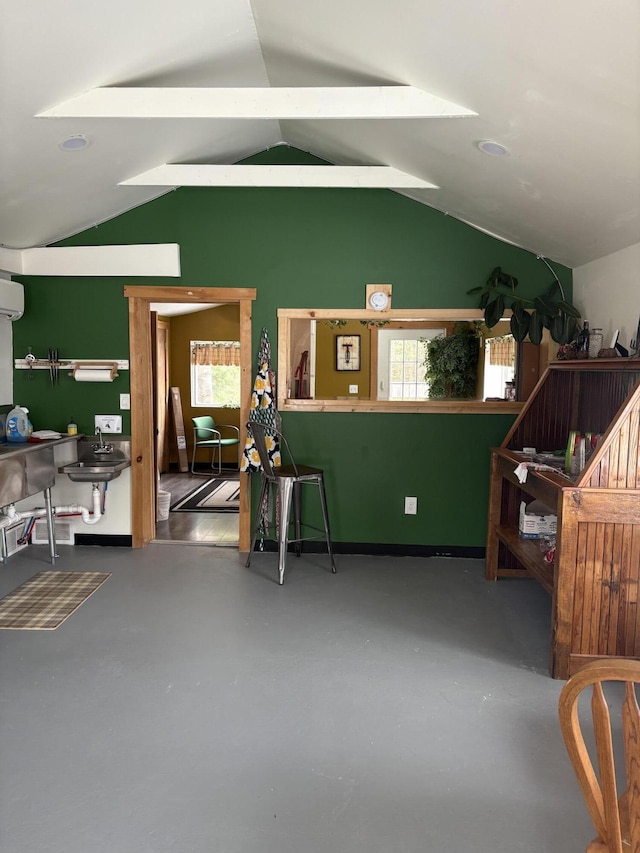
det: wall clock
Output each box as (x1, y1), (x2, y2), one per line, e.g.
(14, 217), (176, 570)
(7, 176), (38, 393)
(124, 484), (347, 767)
(368, 290), (389, 311)
(365, 283), (392, 311)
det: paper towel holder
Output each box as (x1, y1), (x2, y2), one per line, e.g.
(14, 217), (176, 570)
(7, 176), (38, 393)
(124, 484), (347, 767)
(70, 361), (119, 382)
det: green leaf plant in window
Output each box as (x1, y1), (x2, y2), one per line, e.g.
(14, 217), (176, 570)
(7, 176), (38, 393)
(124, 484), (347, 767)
(467, 259), (581, 345)
(423, 322), (482, 399)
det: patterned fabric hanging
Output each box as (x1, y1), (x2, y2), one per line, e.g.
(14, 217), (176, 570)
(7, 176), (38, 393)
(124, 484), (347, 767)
(488, 336), (516, 367)
(241, 328), (281, 473)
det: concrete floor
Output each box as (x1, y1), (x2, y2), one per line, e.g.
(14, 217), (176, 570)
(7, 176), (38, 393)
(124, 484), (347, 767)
(0, 545), (593, 852)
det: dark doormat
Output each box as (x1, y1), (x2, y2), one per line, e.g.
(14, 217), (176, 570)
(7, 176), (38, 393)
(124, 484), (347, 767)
(170, 478), (240, 513)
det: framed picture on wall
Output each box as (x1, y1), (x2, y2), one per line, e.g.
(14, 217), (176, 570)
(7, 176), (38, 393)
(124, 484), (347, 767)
(336, 334), (361, 371)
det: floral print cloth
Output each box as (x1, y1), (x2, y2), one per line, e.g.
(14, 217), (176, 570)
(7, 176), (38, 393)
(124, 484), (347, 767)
(241, 328), (281, 473)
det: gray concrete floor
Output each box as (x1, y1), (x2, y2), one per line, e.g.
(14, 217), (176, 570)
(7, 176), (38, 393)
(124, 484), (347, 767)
(0, 545), (593, 852)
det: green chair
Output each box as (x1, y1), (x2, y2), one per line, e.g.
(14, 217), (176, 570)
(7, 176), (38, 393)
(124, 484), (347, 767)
(190, 416), (240, 476)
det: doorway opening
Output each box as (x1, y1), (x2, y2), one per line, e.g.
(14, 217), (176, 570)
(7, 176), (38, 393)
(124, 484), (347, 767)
(124, 285), (256, 550)
(154, 311), (241, 546)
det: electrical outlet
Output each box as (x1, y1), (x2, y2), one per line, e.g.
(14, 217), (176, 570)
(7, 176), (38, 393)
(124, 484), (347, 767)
(119, 393), (130, 410)
(94, 415), (122, 434)
(404, 496), (418, 515)
(349, 384), (358, 394)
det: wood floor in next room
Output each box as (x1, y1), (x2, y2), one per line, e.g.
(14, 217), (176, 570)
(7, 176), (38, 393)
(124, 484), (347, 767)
(154, 470), (239, 546)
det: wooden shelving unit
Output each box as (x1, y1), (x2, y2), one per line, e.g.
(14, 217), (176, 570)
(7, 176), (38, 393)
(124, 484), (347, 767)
(486, 359), (640, 679)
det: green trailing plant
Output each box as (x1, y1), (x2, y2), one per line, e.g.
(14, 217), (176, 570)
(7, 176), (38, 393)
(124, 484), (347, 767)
(468, 264), (581, 345)
(324, 319), (390, 329)
(423, 322), (481, 399)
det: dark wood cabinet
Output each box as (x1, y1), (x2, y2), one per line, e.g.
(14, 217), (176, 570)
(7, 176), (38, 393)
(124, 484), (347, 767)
(486, 359), (640, 679)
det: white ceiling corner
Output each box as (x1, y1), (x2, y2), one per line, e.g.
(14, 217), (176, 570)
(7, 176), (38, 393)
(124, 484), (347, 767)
(1, 0), (638, 267)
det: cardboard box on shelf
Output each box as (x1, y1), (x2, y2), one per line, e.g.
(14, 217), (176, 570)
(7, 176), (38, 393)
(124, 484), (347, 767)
(519, 500), (557, 539)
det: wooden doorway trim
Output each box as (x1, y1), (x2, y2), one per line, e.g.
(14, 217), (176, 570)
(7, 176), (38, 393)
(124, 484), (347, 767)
(124, 286), (256, 550)
(154, 316), (170, 475)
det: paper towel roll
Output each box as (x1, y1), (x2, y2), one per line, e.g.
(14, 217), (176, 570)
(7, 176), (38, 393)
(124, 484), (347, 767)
(74, 368), (113, 382)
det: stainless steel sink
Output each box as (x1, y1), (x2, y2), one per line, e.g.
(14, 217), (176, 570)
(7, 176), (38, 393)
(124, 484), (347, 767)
(58, 458), (130, 482)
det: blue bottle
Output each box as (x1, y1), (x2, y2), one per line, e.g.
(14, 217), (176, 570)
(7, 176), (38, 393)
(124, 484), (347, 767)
(6, 405), (30, 442)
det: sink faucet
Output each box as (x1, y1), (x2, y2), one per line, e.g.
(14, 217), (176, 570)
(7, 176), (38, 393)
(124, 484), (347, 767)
(92, 427), (113, 454)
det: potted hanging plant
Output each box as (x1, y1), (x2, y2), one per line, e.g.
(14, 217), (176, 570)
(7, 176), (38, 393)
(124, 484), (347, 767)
(423, 322), (481, 398)
(468, 265), (581, 344)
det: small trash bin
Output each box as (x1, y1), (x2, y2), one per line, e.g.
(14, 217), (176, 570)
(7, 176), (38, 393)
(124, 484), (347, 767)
(157, 490), (171, 521)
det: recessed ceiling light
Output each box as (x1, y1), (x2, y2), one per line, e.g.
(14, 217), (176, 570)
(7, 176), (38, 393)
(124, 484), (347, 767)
(477, 140), (510, 157)
(59, 135), (89, 151)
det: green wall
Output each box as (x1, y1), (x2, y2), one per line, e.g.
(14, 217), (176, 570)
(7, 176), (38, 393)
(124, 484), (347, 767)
(12, 146), (572, 547)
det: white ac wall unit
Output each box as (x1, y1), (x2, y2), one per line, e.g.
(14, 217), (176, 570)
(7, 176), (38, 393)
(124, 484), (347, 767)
(0, 278), (24, 320)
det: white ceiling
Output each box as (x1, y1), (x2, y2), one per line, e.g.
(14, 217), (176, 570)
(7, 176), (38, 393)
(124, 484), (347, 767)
(150, 303), (217, 317)
(1, 0), (638, 267)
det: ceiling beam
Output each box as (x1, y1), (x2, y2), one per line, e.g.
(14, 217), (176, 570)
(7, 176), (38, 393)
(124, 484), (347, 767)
(0, 247), (24, 275)
(37, 86), (476, 120)
(0, 245), (181, 277)
(118, 164), (438, 189)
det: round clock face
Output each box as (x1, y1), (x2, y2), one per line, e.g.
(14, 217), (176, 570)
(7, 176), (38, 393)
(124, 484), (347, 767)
(369, 290), (389, 311)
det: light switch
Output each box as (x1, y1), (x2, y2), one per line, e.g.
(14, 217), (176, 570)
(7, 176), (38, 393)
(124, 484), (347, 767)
(119, 393), (130, 410)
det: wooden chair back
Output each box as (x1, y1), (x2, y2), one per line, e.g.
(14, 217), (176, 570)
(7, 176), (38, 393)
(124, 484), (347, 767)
(558, 659), (640, 853)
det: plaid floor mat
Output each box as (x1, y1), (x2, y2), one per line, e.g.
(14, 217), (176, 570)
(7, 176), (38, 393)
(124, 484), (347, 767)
(0, 571), (112, 630)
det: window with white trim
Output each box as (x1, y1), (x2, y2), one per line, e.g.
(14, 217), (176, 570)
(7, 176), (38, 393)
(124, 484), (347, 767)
(377, 328), (444, 400)
(190, 340), (241, 408)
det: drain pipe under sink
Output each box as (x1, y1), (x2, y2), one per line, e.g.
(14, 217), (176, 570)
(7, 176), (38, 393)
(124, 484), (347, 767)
(1, 483), (106, 529)
(51, 483), (104, 525)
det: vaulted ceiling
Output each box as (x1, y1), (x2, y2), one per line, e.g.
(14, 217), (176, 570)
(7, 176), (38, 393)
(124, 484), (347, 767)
(2, 0), (638, 267)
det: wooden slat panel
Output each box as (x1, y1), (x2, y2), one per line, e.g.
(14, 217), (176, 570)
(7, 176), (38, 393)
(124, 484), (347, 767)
(616, 418), (631, 488)
(617, 525), (635, 657)
(578, 382), (640, 488)
(603, 525), (625, 656)
(590, 523), (613, 656)
(553, 492), (579, 677)
(608, 430), (623, 489)
(624, 528), (640, 657)
(583, 522), (605, 655)
(609, 417), (629, 489)
(591, 442), (611, 488)
(564, 489), (640, 524)
(572, 521), (589, 653)
(627, 402), (640, 489)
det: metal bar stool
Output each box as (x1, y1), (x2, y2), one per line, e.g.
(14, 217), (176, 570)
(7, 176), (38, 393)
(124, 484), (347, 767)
(244, 421), (337, 585)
